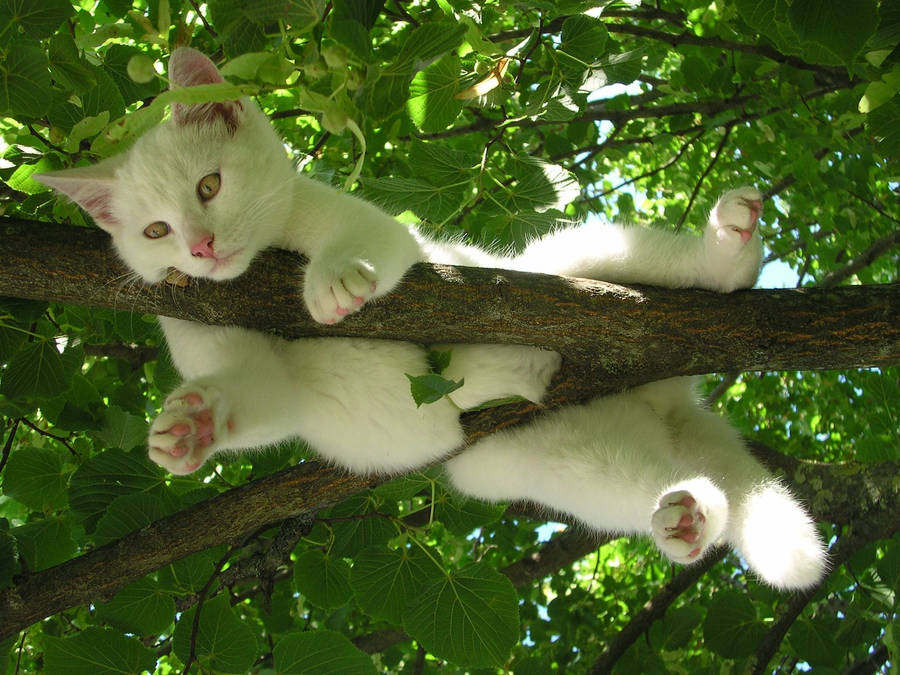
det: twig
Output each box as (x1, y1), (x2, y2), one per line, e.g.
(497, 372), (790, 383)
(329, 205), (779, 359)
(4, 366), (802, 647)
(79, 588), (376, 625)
(819, 228), (900, 288)
(592, 128), (706, 200)
(703, 372), (739, 407)
(675, 123), (734, 232)
(18, 418), (78, 457)
(0, 419), (21, 476)
(588, 547), (729, 674)
(181, 545), (236, 675)
(187, 0), (217, 39)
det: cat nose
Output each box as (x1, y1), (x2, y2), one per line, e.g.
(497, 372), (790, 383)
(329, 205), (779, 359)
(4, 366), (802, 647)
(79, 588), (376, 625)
(191, 235), (215, 258)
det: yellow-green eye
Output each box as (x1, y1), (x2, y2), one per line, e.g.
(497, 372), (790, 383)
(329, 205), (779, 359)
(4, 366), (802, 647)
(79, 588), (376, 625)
(197, 172), (221, 201)
(144, 221), (170, 239)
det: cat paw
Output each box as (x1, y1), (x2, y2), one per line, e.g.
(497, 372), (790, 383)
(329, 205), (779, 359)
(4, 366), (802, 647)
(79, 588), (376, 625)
(304, 258), (378, 324)
(710, 187), (763, 246)
(148, 386), (232, 475)
(652, 491), (711, 563)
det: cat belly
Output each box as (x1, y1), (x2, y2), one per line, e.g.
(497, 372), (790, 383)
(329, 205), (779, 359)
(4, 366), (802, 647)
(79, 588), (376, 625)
(283, 337), (465, 473)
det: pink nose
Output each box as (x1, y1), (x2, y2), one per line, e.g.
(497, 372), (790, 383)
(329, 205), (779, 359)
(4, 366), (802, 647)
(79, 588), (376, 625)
(191, 235), (215, 258)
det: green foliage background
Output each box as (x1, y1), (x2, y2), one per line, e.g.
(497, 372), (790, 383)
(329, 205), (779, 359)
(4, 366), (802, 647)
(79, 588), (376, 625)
(0, 0), (898, 672)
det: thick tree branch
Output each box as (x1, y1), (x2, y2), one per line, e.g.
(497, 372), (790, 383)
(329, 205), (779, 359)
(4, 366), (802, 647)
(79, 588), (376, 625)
(1, 217), (898, 389)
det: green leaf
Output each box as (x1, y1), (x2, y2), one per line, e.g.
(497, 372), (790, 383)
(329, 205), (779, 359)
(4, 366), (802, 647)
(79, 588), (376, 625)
(93, 489), (177, 546)
(0, 0), (74, 41)
(0, 43), (50, 120)
(220, 51), (295, 84)
(408, 53), (464, 132)
(649, 604), (703, 650)
(788, 617), (846, 666)
(0, 340), (80, 401)
(43, 627), (156, 675)
(408, 141), (479, 187)
(327, 495), (396, 557)
(787, 0), (879, 66)
(350, 545), (445, 624)
(273, 630), (377, 675)
(164, 546), (228, 593)
(172, 594), (258, 673)
(12, 517), (76, 571)
(558, 14), (608, 83)
(406, 373), (464, 407)
(433, 488), (506, 536)
(330, 0), (384, 61)
(395, 21), (467, 68)
(404, 562), (519, 668)
(102, 45), (161, 106)
(93, 405), (148, 452)
(293, 549), (354, 610)
(95, 577), (176, 635)
(1, 447), (66, 510)
(702, 591), (766, 658)
(47, 34), (97, 93)
(68, 449), (163, 530)
(501, 157), (580, 213)
(242, 0), (325, 31)
(360, 176), (467, 221)
(866, 101), (900, 165)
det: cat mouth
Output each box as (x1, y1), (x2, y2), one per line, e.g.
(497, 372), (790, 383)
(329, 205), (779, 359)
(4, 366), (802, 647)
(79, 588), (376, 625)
(208, 249), (245, 277)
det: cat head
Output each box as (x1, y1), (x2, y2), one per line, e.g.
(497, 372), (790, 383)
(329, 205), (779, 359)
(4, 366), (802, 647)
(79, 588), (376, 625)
(36, 47), (297, 283)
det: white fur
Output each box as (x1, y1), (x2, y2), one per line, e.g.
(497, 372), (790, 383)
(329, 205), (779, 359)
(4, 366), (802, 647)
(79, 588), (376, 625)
(35, 47), (825, 589)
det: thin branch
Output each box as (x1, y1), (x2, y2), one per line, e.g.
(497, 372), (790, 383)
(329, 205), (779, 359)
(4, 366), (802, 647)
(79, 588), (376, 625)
(0, 419), (20, 476)
(703, 372), (739, 407)
(18, 418), (78, 457)
(182, 545), (236, 675)
(588, 547), (730, 674)
(819, 228), (900, 288)
(675, 123), (733, 232)
(83, 343), (160, 368)
(187, 0), (217, 39)
(589, 128), (706, 200)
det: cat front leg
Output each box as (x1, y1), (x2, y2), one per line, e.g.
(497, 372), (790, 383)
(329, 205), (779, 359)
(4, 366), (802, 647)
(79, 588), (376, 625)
(287, 178), (422, 324)
(303, 258), (378, 325)
(148, 384), (233, 475)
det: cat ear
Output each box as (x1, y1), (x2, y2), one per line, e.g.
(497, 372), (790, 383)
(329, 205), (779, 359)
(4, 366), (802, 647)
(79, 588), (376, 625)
(34, 155), (127, 231)
(168, 47), (243, 131)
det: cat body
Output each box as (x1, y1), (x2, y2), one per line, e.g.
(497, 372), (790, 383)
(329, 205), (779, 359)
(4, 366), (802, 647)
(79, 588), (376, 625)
(37, 47), (825, 589)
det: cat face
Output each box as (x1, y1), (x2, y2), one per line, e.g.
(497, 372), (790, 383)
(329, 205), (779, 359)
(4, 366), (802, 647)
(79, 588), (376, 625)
(36, 48), (297, 283)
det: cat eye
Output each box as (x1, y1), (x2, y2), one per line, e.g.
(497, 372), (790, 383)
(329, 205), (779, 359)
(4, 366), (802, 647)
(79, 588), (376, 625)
(144, 221), (170, 239)
(197, 172), (221, 201)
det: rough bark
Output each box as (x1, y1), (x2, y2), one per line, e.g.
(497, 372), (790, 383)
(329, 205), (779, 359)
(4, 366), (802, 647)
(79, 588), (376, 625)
(0, 215), (898, 640)
(2, 216), (898, 392)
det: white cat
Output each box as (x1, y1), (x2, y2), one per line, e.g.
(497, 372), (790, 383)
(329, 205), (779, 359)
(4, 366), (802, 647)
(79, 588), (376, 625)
(36, 47), (825, 590)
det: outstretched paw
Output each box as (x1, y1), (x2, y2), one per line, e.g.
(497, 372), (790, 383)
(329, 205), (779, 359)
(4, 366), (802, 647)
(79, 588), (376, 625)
(304, 258), (378, 325)
(148, 386), (232, 475)
(711, 187), (763, 245)
(651, 490), (711, 564)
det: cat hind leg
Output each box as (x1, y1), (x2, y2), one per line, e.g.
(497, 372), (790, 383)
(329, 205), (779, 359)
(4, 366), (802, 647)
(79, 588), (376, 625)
(148, 384), (233, 475)
(652, 478), (729, 565)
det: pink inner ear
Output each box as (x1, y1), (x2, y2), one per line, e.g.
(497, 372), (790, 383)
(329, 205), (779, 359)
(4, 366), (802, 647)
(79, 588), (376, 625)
(168, 47), (223, 88)
(168, 47), (243, 132)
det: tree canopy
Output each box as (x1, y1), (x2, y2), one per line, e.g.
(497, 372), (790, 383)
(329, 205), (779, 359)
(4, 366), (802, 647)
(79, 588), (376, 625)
(0, 1), (898, 673)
